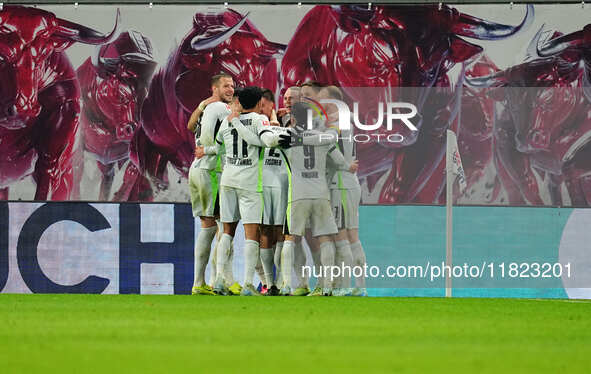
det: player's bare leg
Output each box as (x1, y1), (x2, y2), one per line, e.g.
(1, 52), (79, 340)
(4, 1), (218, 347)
(192, 216), (217, 295)
(348, 228), (367, 296)
(240, 223), (261, 296)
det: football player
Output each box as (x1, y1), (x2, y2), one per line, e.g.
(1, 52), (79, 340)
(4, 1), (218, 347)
(213, 86), (289, 296)
(188, 73), (237, 296)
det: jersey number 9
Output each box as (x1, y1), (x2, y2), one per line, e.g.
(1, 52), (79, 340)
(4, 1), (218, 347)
(303, 145), (315, 170)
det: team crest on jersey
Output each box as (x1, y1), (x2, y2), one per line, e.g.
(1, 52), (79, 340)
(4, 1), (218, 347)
(262, 120), (270, 126)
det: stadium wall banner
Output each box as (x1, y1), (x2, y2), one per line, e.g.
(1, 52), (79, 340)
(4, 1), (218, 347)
(4, 4), (591, 207)
(1, 202), (589, 299)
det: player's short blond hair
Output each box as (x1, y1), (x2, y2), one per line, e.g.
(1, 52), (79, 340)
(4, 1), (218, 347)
(211, 73), (232, 88)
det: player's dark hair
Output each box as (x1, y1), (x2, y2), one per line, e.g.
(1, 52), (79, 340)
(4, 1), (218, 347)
(261, 88), (275, 102)
(238, 86), (263, 110)
(211, 73), (232, 87)
(233, 87), (243, 98)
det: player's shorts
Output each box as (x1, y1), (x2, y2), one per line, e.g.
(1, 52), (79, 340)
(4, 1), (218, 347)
(262, 186), (287, 226)
(330, 186), (361, 230)
(285, 198), (338, 237)
(188, 160), (219, 218)
(220, 185), (263, 224)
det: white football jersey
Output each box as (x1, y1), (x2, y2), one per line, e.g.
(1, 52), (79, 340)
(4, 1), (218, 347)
(262, 125), (289, 189)
(195, 101), (230, 170)
(329, 126), (360, 190)
(216, 112), (269, 192)
(285, 129), (349, 202)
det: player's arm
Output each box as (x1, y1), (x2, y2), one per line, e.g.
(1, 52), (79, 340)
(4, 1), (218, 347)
(187, 106), (202, 133)
(195, 121), (223, 159)
(187, 96), (217, 132)
(328, 145), (358, 173)
(270, 109), (280, 126)
(195, 143), (220, 159)
(230, 117), (266, 146)
(256, 115), (285, 147)
(227, 116), (287, 148)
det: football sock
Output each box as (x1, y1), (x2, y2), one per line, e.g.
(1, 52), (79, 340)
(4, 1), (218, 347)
(320, 240), (336, 288)
(274, 241), (284, 285)
(193, 226), (216, 287)
(281, 240), (295, 289)
(350, 241), (367, 288)
(335, 240), (353, 288)
(208, 222), (223, 286)
(255, 256), (266, 286)
(294, 240), (308, 288)
(215, 233), (233, 282)
(224, 241), (235, 285)
(260, 247), (275, 287)
(244, 240), (260, 286)
(310, 246), (323, 288)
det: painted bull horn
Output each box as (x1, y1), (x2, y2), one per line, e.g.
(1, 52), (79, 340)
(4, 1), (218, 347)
(526, 25), (548, 60)
(91, 44), (107, 70)
(55, 8), (121, 44)
(452, 4), (534, 40)
(464, 72), (506, 88)
(535, 29), (588, 57)
(190, 12), (249, 51)
(91, 43), (120, 73)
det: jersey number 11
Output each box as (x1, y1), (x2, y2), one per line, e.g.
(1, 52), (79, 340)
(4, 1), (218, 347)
(231, 128), (248, 158)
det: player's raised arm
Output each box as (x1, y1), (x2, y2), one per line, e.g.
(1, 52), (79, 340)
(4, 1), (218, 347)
(230, 117), (265, 147)
(187, 96), (216, 132)
(228, 92), (289, 148)
(187, 106), (202, 133)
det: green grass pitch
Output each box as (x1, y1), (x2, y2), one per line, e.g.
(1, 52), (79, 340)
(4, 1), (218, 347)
(1, 294), (590, 373)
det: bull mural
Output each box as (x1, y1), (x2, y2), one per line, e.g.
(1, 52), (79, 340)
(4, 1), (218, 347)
(281, 4), (533, 204)
(77, 30), (157, 200)
(116, 9), (283, 201)
(466, 25), (591, 206)
(3, 4), (591, 207)
(0, 5), (119, 200)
